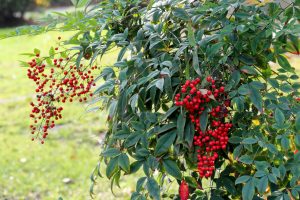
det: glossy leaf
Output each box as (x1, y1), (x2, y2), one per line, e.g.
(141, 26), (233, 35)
(163, 159), (182, 180)
(154, 131), (176, 156)
(199, 110), (208, 133)
(242, 178), (255, 200)
(146, 178), (160, 200)
(118, 153), (130, 173)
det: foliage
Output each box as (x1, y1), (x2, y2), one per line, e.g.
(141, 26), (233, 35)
(11, 0), (300, 199)
(0, 0), (33, 22)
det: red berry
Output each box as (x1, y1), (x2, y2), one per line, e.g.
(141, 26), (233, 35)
(179, 180), (189, 200)
(206, 76), (212, 82)
(174, 78), (232, 178)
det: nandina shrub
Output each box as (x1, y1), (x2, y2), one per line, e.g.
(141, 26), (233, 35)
(15, 0), (300, 199)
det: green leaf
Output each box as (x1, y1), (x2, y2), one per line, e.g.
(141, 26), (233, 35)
(130, 161), (143, 174)
(130, 94), (139, 110)
(199, 110), (208, 133)
(281, 136), (290, 150)
(154, 131), (176, 156)
(131, 121), (145, 131)
(155, 78), (164, 92)
(277, 54), (294, 72)
(143, 161), (150, 177)
(267, 144), (278, 155)
(161, 61), (172, 68)
(114, 129), (130, 140)
(291, 189), (299, 199)
(239, 54), (255, 65)
(239, 155), (253, 164)
(268, 174), (277, 184)
(163, 159), (182, 180)
(279, 165), (286, 180)
(254, 170), (267, 178)
(102, 148), (121, 158)
(136, 148), (149, 157)
(228, 70), (241, 90)
(184, 120), (195, 147)
(233, 145), (243, 159)
(268, 78), (279, 88)
(124, 132), (142, 148)
(106, 157), (119, 179)
(34, 48), (40, 55)
(207, 43), (224, 57)
(112, 170), (121, 190)
(164, 78), (173, 99)
(118, 46), (127, 61)
(161, 106), (178, 121)
(131, 192), (146, 200)
(118, 153), (130, 173)
(193, 47), (201, 75)
(93, 79), (115, 94)
(249, 84), (263, 112)
(280, 83), (293, 93)
(238, 84), (250, 95)
(232, 70), (241, 87)
(136, 177), (147, 192)
(76, 51), (83, 69)
(255, 161), (270, 171)
(272, 167), (280, 178)
(257, 176), (268, 194)
(242, 137), (258, 144)
(235, 175), (250, 185)
(177, 113), (186, 140)
(146, 178), (160, 200)
(157, 123), (176, 135)
(295, 134), (300, 147)
(242, 178), (255, 200)
(222, 177), (237, 195)
(240, 66), (258, 75)
(275, 108), (285, 126)
(187, 22), (196, 47)
(229, 136), (242, 144)
(232, 96), (245, 112)
(173, 8), (189, 21)
(49, 47), (55, 57)
(296, 112), (300, 132)
(184, 176), (198, 189)
(250, 81), (265, 90)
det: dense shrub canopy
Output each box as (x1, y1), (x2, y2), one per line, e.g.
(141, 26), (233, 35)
(10, 0), (300, 199)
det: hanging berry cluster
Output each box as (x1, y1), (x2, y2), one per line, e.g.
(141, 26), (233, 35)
(27, 38), (97, 144)
(175, 77), (232, 178)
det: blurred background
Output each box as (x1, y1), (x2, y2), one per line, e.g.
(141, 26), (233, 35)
(0, 0), (299, 200)
(0, 0), (137, 199)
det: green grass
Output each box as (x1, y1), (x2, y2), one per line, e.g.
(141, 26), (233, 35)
(0, 30), (138, 199)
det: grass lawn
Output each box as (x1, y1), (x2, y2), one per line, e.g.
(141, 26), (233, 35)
(0, 30), (139, 200)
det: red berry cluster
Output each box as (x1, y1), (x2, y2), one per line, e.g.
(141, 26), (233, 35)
(175, 77), (232, 178)
(27, 38), (97, 144)
(179, 180), (189, 200)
